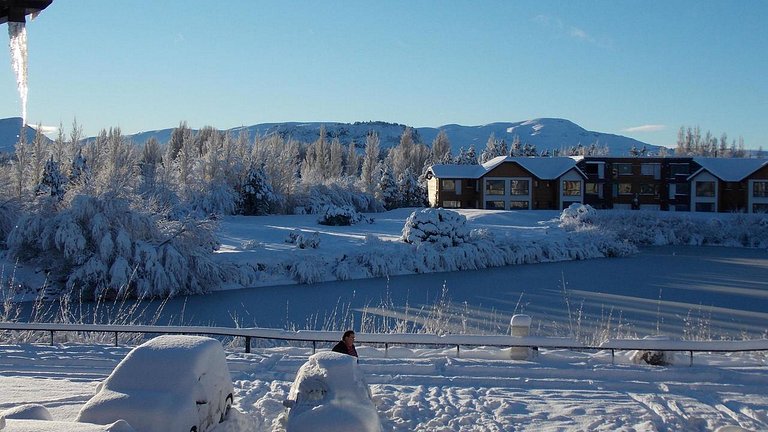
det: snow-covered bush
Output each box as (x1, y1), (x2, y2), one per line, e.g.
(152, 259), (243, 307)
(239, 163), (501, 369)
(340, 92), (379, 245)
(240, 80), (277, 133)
(559, 203), (597, 229)
(401, 208), (470, 248)
(0, 200), (19, 248)
(285, 230), (321, 249)
(291, 181), (384, 215)
(565, 210), (768, 248)
(5, 195), (235, 299)
(318, 205), (373, 226)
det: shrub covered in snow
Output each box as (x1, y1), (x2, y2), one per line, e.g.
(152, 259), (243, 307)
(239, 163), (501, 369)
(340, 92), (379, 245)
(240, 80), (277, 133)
(5, 195), (240, 299)
(559, 203), (597, 228)
(291, 181), (383, 215)
(561, 209), (768, 248)
(401, 208), (470, 248)
(285, 230), (321, 249)
(317, 205), (373, 226)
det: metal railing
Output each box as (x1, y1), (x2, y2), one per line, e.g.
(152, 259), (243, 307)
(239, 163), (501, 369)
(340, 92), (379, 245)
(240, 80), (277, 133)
(1, 322), (767, 365)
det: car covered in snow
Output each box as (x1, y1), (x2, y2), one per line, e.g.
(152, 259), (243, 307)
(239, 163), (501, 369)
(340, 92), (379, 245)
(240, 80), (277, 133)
(0, 404), (134, 432)
(282, 351), (381, 432)
(76, 335), (234, 432)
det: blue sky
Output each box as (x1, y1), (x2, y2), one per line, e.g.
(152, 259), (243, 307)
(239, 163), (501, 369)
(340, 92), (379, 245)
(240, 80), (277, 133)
(1, 1), (766, 149)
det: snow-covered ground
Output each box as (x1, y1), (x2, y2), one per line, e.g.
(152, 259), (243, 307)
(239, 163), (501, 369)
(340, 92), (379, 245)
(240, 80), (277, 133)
(1, 208), (767, 431)
(0, 343), (765, 431)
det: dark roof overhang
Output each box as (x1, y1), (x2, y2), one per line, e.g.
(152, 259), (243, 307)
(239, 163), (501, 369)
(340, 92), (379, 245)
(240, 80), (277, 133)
(0, 0), (52, 24)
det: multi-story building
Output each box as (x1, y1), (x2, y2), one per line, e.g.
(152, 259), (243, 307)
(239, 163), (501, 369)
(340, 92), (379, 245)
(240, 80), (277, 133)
(426, 156), (768, 213)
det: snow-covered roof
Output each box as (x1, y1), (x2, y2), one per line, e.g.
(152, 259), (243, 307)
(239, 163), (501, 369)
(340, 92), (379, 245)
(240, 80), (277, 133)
(689, 157), (768, 182)
(430, 157), (585, 180)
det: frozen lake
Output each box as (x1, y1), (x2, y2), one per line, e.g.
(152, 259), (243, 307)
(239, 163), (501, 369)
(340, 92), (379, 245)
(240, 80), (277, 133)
(39, 245), (765, 341)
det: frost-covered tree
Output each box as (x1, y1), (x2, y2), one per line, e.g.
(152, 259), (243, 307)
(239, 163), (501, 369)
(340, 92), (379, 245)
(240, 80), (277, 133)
(359, 131), (381, 194)
(344, 141), (360, 177)
(430, 129), (452, 164)
(10, 132), (30, 198)
(329, 137), (344, 179)
(253, 134), (299, 209)
(510, 135), (522, 156)
(238, 163), (278, 216)
(479, 133), (499, 163)
(6, 195), (232, 299)
(388, 127), (430, 182)
(455, 145), (477, 165)
(375, 163), (398, 210)
(35, 156), (66, 200)
(397, 167), (425, 208)
(138, 137), (163, 195)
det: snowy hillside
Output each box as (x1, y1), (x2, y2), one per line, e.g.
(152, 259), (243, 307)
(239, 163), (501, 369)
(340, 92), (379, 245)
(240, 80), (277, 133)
(112, 118), (659, 157)
(0, 117), (48, 153)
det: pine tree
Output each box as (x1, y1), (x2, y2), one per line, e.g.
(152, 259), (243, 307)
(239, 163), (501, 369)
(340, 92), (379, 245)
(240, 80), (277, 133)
(35, 156), (66, 199)
(238, 163), (278, 215)
(375, 163), (398, 210)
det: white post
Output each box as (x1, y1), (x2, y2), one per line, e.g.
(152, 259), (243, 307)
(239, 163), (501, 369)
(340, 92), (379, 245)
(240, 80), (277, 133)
(510, 314), (532, 360)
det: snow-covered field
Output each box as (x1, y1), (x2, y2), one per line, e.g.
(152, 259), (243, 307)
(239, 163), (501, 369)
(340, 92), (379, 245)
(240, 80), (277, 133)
(2, 208), (767, 431)
(1, 343), (766, 431)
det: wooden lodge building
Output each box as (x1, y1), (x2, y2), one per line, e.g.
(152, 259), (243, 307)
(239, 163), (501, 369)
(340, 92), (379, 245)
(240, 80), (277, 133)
(425, 156), (768, 213)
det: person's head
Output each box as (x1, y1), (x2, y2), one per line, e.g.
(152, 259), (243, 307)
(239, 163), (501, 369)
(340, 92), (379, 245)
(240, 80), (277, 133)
(342, 330), (355, 346)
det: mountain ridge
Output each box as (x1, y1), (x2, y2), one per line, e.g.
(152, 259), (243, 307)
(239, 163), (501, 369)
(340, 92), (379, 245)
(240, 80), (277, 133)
(0, 117), (660, 156)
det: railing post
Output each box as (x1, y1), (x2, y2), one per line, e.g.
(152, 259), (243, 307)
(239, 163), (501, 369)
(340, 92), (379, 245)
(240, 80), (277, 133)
(245, 336), (251, 354)
(312, 341), (316, 354)
(689, 350), (693, 367)
(456, 345), (460, 358)
(385, 343), (389, 358)
(611, 349), (615, 365)
(50, 330), (54, 346)
(114, 332), (118, 347)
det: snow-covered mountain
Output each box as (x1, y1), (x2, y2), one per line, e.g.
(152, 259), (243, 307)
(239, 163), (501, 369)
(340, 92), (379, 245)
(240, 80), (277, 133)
(123, 118), (659, 156)
(0, 117), (659, 156)
(0, 117), (49, 153)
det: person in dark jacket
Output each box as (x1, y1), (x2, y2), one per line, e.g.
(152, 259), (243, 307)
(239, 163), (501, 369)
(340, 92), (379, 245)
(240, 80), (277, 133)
(331, 330), (358, 358)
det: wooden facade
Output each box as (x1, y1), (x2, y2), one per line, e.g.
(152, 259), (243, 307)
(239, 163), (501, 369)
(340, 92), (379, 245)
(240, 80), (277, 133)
(427, 156), (768, 213)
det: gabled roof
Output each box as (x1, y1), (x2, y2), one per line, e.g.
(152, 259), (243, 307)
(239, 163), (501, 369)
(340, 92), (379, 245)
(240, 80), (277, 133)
(429, 157), (584, 180)
(688, 157), (768, 182)
(428, 164), (487, 179)
(482, 156), (586, 180)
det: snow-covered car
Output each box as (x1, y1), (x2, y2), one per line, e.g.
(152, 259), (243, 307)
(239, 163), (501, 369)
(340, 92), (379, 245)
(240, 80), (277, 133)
(1, 404), (134, 432)
(76, 335), (234, 432)
(282, 351), (381, 432)
(0, 419), (134, 432)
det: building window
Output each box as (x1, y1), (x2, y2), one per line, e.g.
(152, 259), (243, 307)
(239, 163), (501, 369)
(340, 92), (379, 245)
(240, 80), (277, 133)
(669, 163), (689, 177)
(441, 179), (456, 192)
(585, 183), (599, 195)
(753, 203), (768, 213)
(485, 180), (505, 195)
(442, 200), (461, 208)
(675, 183), (690, 195)
(695, 202), (715, 212)
(510, 180), (529, 195)
(641, 163), (661, 179)
(562, 180), (581, 196)
(485, 200), (505, 210)
(617, 183), (633, 195)
(639, 183), (658, 196)
(615, 163), (633, 176)
(509, 201), (529, 209)
(753, 181), (768, 197)
(695, 181), (716, 197)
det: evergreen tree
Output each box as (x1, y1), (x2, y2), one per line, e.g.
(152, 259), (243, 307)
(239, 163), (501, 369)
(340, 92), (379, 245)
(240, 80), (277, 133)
(480, 133), (499, 163)
(35, 156), (66, 199)
(238, 163), (278, 215)
(375, 163), (398, 210)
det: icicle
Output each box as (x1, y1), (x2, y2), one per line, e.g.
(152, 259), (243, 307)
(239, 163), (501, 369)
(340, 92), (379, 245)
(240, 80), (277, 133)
(8, 22), (29, 126)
